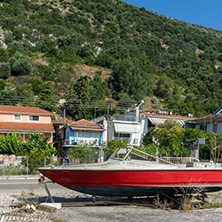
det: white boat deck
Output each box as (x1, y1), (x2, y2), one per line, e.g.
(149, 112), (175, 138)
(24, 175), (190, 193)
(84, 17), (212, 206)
(40, 147), (222, 171)
(43, 158), (222, 171)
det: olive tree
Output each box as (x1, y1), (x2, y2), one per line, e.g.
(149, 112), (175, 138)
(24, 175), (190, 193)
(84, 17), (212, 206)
(0, 62), (11, 79)
(8, 52), (32, 76)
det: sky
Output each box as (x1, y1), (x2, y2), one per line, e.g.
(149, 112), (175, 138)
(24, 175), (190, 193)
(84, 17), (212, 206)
(124, 0), (222, 31)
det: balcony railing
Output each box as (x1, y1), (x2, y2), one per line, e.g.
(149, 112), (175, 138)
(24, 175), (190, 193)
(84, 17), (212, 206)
(114, 137), (131, 143)
(64, 139), (99, 146)
(113, 115), (141, 122)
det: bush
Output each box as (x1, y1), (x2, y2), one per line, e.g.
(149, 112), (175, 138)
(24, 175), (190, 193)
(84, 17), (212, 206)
(28, 78), (43, 95)
(21, 156), (52, 174)
(0, 62), (11, 79)
(105, 140), (128, 160)
(8, 52), (32, 76)
(11, 58), (32, 76)
(0, 79), (6, 90)
(68, 145), (98, 163)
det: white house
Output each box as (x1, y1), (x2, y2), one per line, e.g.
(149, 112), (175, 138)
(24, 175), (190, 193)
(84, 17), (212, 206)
(92, 114), (145, 146)
(142, 112), (196, 131)
(92, 110), (196, 146)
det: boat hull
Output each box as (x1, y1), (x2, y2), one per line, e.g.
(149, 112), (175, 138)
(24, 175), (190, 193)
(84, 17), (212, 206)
(38, 168), (222, 197)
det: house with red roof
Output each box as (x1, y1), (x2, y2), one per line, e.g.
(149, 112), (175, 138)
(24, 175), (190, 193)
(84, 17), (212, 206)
(142, 111), (197, 132)
(185, 107), (222, 134)
(62, 119), (104, 147)
(0, 105), (54, 143)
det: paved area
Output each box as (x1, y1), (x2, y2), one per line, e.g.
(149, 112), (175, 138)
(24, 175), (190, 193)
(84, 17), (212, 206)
(48, 206), (222, 222)
(1, 176), (222, 222)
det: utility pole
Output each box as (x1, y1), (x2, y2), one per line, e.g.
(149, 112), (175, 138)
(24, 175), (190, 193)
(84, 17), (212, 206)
(106, 100), (113, 142)
(95, 107), (98, 119)
(63, 106), (66, 126)
(107, 100), (110, 142)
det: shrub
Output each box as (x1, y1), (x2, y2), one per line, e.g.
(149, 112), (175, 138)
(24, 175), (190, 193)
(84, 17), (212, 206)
(8, 52), (32, 76)
(68, 145), (98, 163)
(0, 62), (11, 79)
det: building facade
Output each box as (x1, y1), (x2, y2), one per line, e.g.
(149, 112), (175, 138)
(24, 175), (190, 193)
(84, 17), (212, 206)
(63, 119), (104, 147)
(0, 105), (54, 143)
(185, 107), (222, 134)
(92, 112), (196, 146)
(92, 114), (146, 146)
(142, 112), (196, 131)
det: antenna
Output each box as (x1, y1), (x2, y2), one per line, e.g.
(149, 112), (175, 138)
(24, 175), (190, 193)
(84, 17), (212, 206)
(127, 100), (144, 112)
(127, 100), (144, 122)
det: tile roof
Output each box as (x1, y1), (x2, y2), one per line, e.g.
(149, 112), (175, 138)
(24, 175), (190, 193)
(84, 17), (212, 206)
(69, 119), (104, 131)
(73, 119), (101, 127)
(54, 118), (104, 131)
(53, 119), (75, 125)
(197, 114), (212, 119)
(0, 105), (52, 115)
(66, 119), (76, 125)
(0, 122), (54, 132)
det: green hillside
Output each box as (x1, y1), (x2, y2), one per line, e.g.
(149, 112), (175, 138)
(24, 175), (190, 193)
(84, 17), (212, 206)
(0, 0), (222, 119)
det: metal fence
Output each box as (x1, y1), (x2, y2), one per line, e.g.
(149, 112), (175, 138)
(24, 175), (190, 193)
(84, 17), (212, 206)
(0, 155), (57, 176)
(0, 153), (103, 176)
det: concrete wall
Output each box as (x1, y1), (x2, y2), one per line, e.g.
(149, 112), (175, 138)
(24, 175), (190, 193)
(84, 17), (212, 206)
(207, 123), (213, 134)
(217, 122), (222, 134)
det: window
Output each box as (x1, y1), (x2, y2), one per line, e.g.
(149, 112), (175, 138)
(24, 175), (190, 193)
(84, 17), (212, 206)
(114, 132), (130, 138)
(200, 124), (207, 132)
(85, 131), (91, 138)
(29, 115), (39, 122)
(14, 114), (21, 121)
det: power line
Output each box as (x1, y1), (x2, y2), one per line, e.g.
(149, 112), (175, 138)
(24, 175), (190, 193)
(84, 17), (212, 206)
(0, 95), (156, 112)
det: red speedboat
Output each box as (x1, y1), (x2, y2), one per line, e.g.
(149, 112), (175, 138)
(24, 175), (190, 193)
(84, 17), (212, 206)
(38, 147), (222, 197)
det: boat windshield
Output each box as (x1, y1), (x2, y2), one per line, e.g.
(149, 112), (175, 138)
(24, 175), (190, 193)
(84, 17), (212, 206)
(109, 146), (175, 165)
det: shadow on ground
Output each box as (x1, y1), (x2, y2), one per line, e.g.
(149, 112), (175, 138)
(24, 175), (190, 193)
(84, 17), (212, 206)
(27, 195), (123, 204)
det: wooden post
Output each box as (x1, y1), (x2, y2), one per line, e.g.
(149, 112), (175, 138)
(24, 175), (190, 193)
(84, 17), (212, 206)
(107, 100), (110, 142)
(3, 155), (5, 176)
(44, 183), (55, 203)
(26, 156), (28, 176)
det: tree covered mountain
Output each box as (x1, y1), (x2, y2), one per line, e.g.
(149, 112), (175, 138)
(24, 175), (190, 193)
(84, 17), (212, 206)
(0, 0), (222, 119)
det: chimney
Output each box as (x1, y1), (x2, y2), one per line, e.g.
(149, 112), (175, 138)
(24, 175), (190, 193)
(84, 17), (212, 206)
(188, 113), (193, 117)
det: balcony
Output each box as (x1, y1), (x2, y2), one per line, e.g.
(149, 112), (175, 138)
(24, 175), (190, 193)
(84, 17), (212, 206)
(113, 115), (141, 122)
(63, 138), (99, 147)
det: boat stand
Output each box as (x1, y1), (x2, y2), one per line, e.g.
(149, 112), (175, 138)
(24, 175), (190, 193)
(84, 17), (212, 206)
(43, 182), (55, 203)
(38, 176), (55, 203)
(61, 196), (154, 207)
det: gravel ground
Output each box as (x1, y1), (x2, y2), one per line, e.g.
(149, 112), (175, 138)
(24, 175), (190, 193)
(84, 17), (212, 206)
(1, 180), (222, 222)
(0, 194), (53, 222)
(48, 205), (222, 222)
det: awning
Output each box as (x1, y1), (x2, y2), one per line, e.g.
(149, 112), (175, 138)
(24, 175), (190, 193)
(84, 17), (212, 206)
(177, 120), (185, 126)
(148, 117), (165, 125)
(114, 123), (139, 133)
(148, 117), (185, 126)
